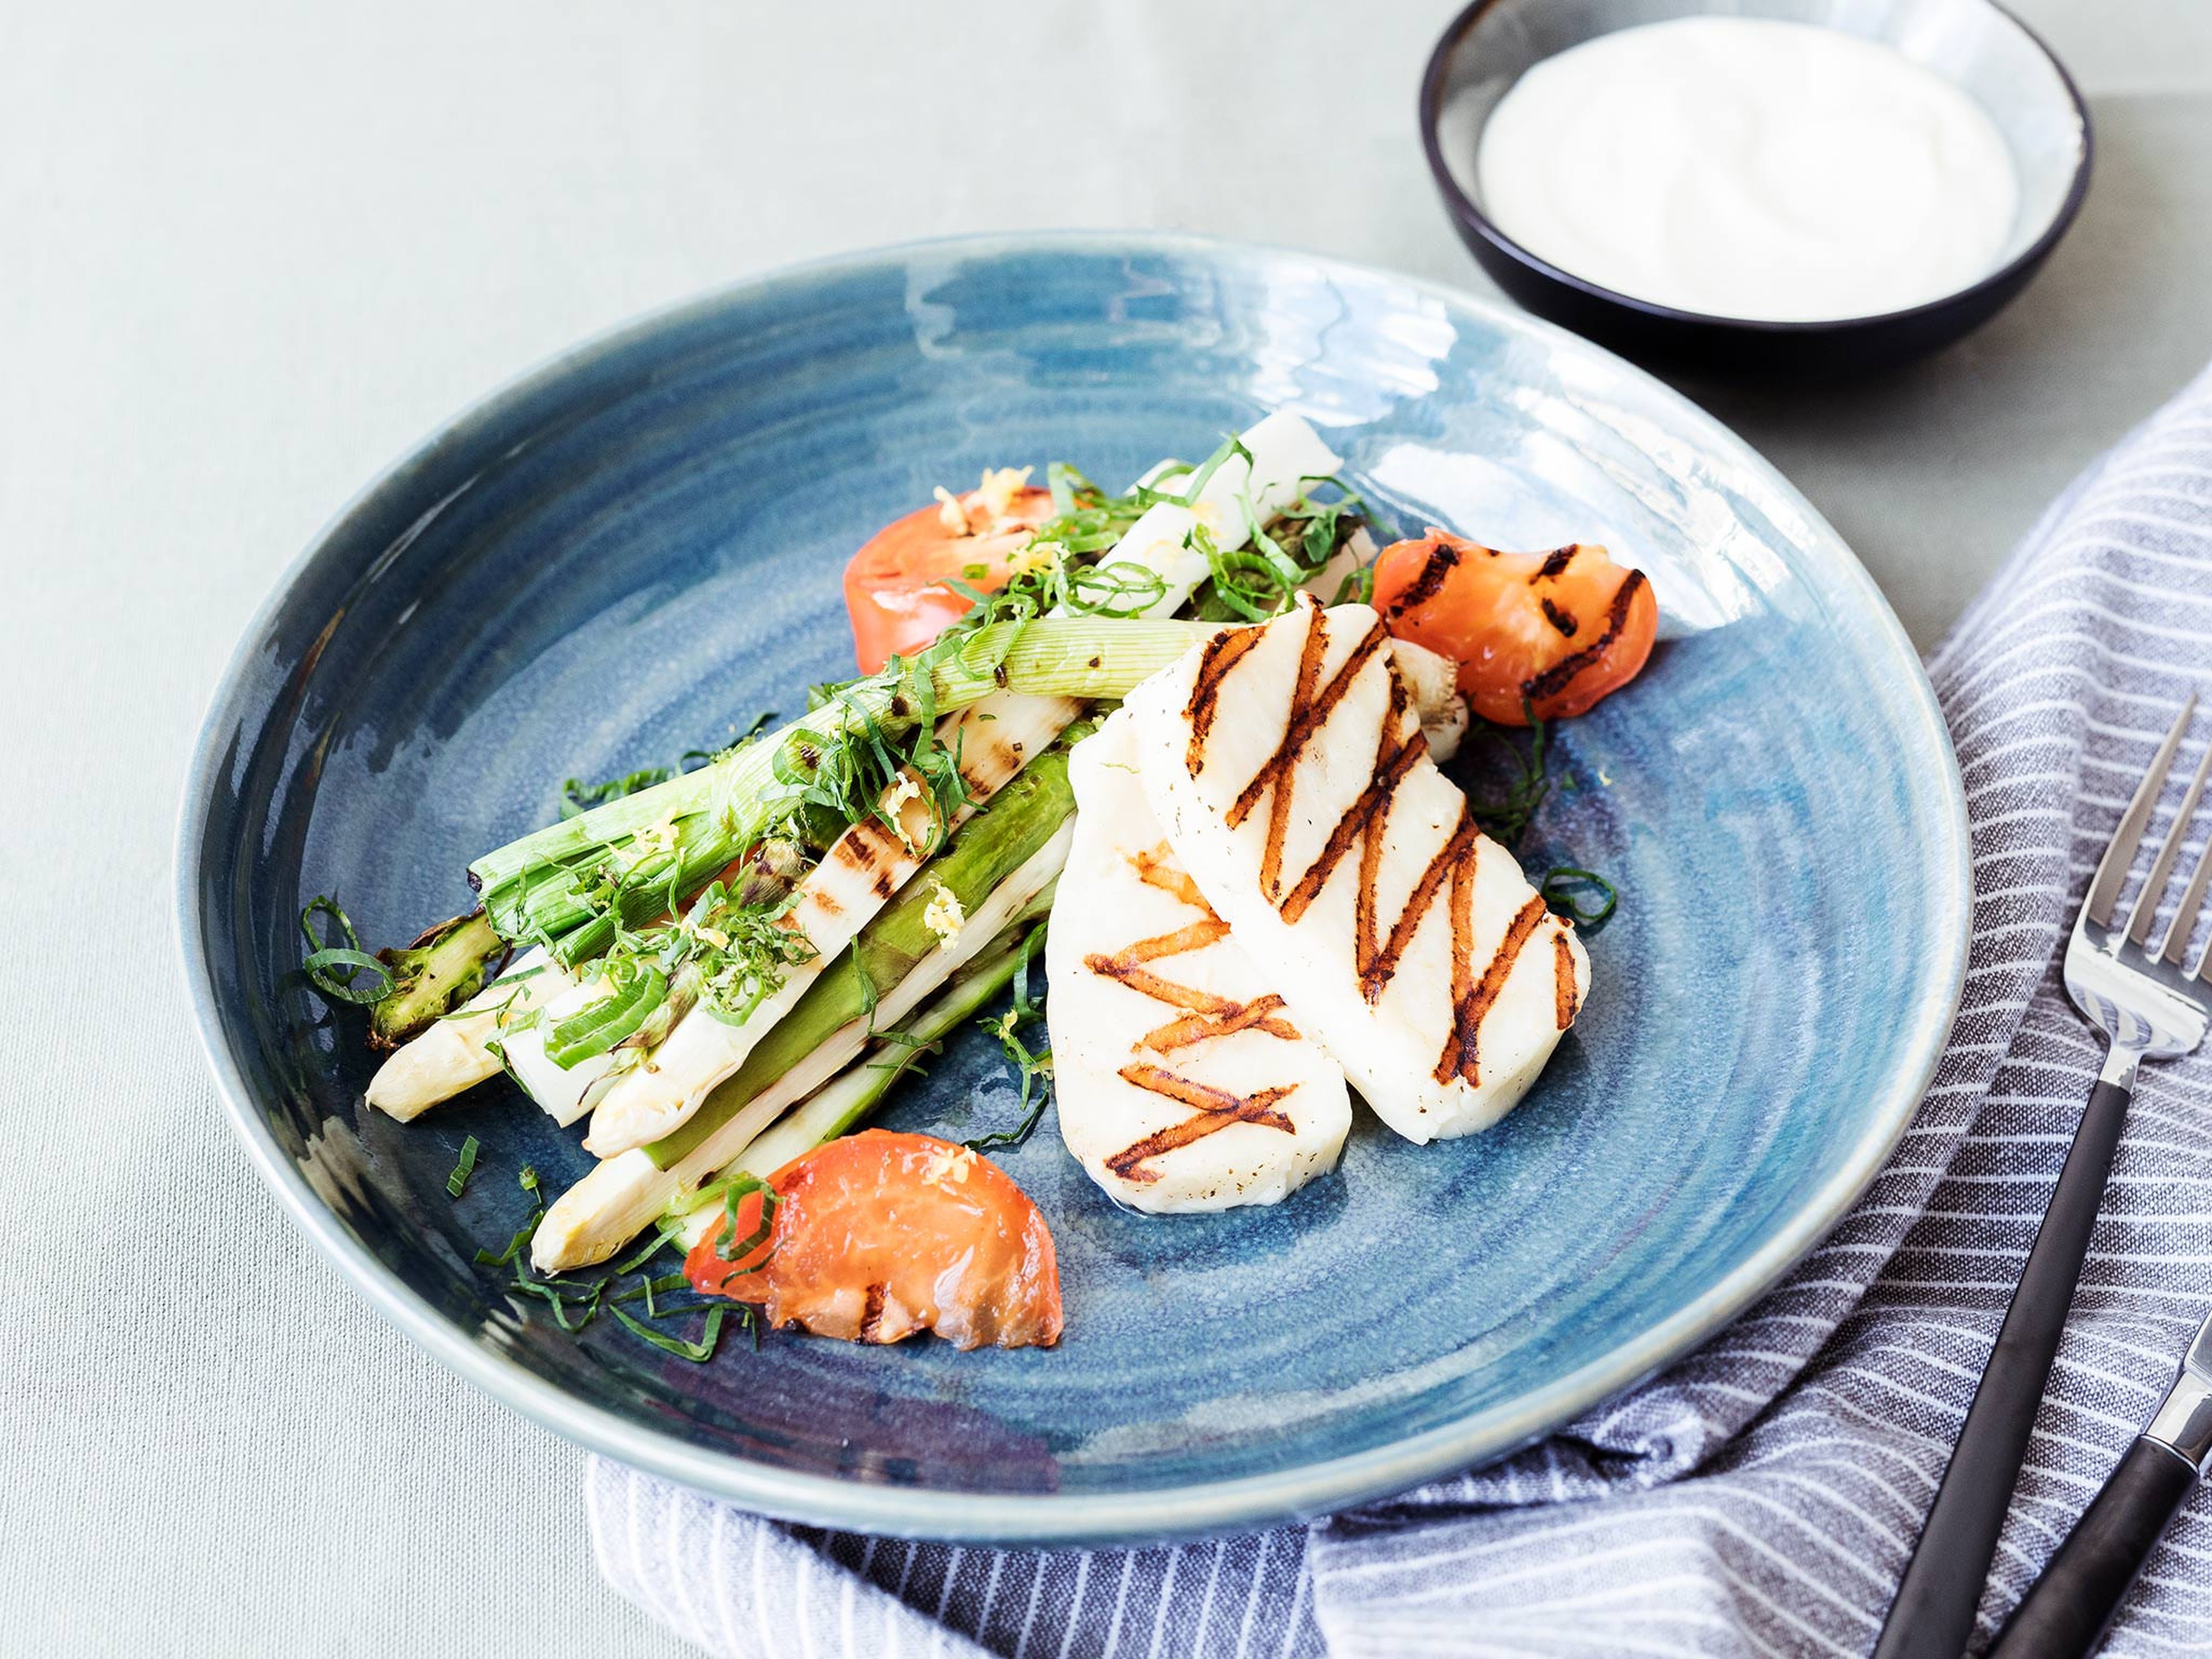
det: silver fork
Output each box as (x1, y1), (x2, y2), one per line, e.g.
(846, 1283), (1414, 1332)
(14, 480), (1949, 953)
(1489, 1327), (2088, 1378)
(1875, 694), (2212, 1659)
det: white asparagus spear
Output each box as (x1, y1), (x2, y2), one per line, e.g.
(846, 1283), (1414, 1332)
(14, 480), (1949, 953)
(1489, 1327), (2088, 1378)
(532, 820), (1074, 1272)
(363, 949), (575, 1120)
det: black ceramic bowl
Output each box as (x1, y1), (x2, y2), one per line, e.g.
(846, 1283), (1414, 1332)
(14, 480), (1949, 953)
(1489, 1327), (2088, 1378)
(1421, 0), (2093, 377)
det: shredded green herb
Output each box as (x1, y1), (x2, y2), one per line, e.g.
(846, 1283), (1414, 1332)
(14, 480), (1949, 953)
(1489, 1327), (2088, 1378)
(446, 1135), (480, 1198)
(610, 1271), (694, 1317)
(474, 1165), (545, 1265)
(543, 959), (668, 1067)
(611, 1303), (729, 1362)
(512, 1269), (605, 1332)
(965, 923), (1054, 1150)
(475, 1211), (540, 1267)
(1455, 705), (1621, 931)
(559, 765), (675, 820)
(615, 1220), (685, 1275)
(1462, 707), (1552, 850)
(298, 896), (395, 1006)
(1541, 866), (1619, 931)
(707, 1172), (778, 1267)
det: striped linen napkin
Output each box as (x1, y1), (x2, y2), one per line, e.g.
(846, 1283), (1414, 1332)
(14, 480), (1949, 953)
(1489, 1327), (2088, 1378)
(589, 361), (2212, 1658)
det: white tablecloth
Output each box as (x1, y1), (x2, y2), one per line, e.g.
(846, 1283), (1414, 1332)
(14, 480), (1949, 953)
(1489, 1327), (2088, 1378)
(4, 2), (2209, 1652)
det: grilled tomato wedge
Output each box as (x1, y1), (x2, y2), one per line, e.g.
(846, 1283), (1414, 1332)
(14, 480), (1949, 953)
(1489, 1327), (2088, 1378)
(1370, 530), (1657, 725)
(685, 1129), (1063, 1351)
(843, 471), (1056, 675)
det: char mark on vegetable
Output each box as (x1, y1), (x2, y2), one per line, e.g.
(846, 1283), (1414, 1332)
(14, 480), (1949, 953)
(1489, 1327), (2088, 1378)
(1381, 532), (1462, 618)
(1539, 597), (1578, 638)
(1521, 569), (1649, 704)
(858, 1282), (888, 1343)
(1533, 546), (1577, 582)
(1435, 893), (1551, 1086)
(1184, 626), (1266, 776)
(1106, 1066), (1297, 1181)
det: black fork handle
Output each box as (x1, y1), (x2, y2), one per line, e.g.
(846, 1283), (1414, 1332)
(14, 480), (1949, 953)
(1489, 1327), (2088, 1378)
(1871, 1077), (2135, 1659)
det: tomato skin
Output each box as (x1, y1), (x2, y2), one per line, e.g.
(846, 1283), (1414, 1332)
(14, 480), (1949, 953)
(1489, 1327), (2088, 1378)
(684, 1129), (1062, 1351)
(1370, 531), (1657, 725)
(843, 484), (1056, 675)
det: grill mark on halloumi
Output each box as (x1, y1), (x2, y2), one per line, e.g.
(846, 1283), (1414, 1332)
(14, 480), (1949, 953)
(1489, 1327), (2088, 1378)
(1140, 994), (1301, 1054)
(1277, 674), (1419, 930)
(1255, 609), (1332, 900)
(1441, 836), (1479, 1082)
(1083, 915), (1238, 1016)
(1554, 931), (1581, 1029)
(1435, 893), (1552, 1086)
(1361, 804), (1478, 1003)
(1085, 912), (1301, 1046)
(1132, 844), (1213, 912)
(1184, 627), (1266, 777)
(1086, 918), (1233, 974)
(1107, 1067), (1297, 1181)
(1224, 608), (1387, 831)
(1089, 963), (1234, 1016)
(1221, 619), (1389, 831)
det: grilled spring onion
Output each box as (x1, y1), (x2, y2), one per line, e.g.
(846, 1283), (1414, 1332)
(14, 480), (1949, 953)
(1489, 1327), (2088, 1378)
(529, 750), (1075, 1271)
(666, 916), (1044, 1252)
(368, 911), (507, 1048)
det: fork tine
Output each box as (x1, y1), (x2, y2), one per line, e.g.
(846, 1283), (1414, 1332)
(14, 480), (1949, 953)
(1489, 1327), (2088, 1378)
(2171, 836), (2212, 971)
(2129, 734), (2212, 945)
(2086, 693), (2197, 929)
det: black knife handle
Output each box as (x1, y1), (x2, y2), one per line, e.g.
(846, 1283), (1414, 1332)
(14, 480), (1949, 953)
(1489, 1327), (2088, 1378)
(1871, 1077), (2134, 1659)
(1986, 1437), (2199, 1659)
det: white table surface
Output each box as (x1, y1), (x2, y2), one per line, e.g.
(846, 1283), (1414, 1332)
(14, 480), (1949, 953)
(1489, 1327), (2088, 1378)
(4, 2), (2207, 1652)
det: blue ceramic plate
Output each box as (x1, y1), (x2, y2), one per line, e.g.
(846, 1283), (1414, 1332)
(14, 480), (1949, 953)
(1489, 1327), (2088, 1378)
(177, 233), (1969, 1544)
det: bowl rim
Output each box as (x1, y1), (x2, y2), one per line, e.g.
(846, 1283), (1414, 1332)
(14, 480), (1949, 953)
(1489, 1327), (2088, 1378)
(174, 228), (1973, 1545)
(1418, 0), (2095, 335)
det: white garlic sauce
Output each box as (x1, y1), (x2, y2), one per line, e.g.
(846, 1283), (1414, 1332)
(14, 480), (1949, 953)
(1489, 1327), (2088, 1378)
(1476, 17), (2021, 323)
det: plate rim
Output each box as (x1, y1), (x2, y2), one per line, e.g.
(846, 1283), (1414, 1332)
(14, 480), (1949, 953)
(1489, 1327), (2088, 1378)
(175, 228), (1973, 1545)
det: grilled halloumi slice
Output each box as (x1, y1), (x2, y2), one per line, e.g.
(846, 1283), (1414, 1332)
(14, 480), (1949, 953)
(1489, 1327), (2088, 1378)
(1126, 600), (1589, 1143)
(1048, 711), (1351, 1211)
